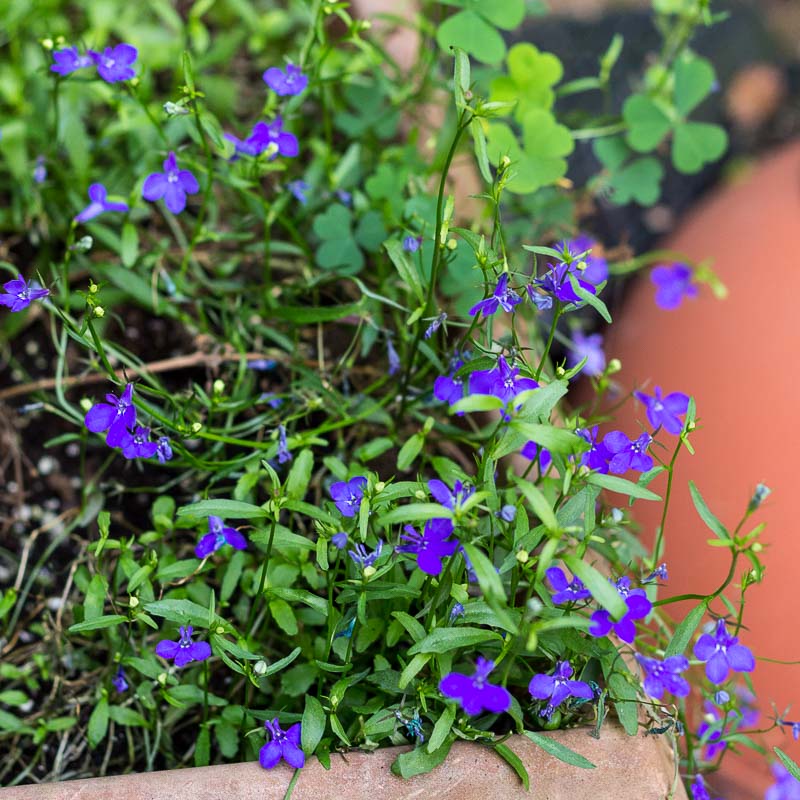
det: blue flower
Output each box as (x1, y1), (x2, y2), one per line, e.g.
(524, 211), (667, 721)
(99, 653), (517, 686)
(74, 183), (129, 224)
(520, 441), (552, 471)
(112, 667), (128, 693)
(260, 719), (305, 769)
(779, 720), (800, 741)
(50, 46), (93, 76)
(84, 383), (136, 448)
(0, 275), (49, 312)
(439, 657), (511, 716)
(560, 235), (609, 285)
(277, 424), (292, 464)
(403, 234), (422, 252)
(330, 476), (368, 517)
(468, 273), (522, 318)
(496, 505), (516, 523)
(603, 430), (653, 473)
(387, 337), (401, 376)
(263, 64), (308, 97)
(693, 619), (755, 684)
(643, 563), (668, 583)
(287, 180), (310, 204)
(434, 356), (466, 411)
(331, 532), (349, 549)
(195, 516), (248, 559)
(575, 426), (610, 473)
(424, 312), (447, 339)
(156, 436), (173, 463)
(468, 356), (538, 420)
(635, 653), (690, 700)
(397, 518), (458, 576)
(119, 425), (158, 460)
(651, 263), (698, 310)
(528, 260), (596, 306)
(33, 156), (47, 184)
(546, 566), (591, 604)
(567, 331), (605, 377)
(142, 152), (200, 215)
(428, 478), (473, 512)
(766, 764), (800, 800)
(155, 625), (211, 667)
(634, 386), (690, 435)
(588, 576), (651, 644)
(528, 660), (594, 718)
(348, 540), (383, 569)
(89, 44), (138, 83)
(449, 602), (465, 623)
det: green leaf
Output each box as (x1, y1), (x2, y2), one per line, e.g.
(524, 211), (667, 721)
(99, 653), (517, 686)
(427, 703), (456, 753)
(263, 646), (303, 677)
(407, 626), (503, 655)
(269, 588), (327, 616)
(450, 393), (505, 414)
(177, 499), (268, 520)
(69, 614), (128, 633)
(471, 120), (493, 183)
(688, 481), (729, 540)
(523, 730), (596, 768)
(269, 598), (298, 636)
(108, 706), (148, 727)
(285, 448), (314, 501)
(120, 222), (139, 268)
(462, 544), (506, 607)
(84, 574), (108, 621)
(623, 94), (672, 152)
(562, 555), (627, 619)
(674, 55), (716, 116)
(88, 698), (109, 749)
(378, 504), (453, 527)
(354, 211), (387, 253)
(397, 433), (425, 472)
(399, 653), (430, 689)
(665, 602), (706, 658)
(494, 742), (530, 790)
(606, 157), (664, 206)
(490, 43), (563, 120)
(586, 473), (661, 501)
(215, 723), (239, 759)
(194, 725), (211, 767)
(672, 122), (727, 174)
(273, 303), (362, 324)
(453, 47), (471, 108)
(302, 695), (326, 755)
(602, 657), (639, 736)
(569, 274), (612, 323)
(144, 599), (216, 628)
(392, 738), (453, 778)
(436, 10), (507, 65)
(512, 475), (558, 531)
(509, 422), (587, 456)
(384, 239), (425, 303)
(775, 748), (800, 782)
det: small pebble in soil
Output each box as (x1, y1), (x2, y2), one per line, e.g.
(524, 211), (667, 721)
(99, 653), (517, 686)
(65, 443), (80, 457)
(24, 340), (39, 356)
(37, 455), (58, 475)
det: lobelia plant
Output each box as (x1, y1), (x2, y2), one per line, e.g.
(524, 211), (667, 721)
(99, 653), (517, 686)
(0, 1), (798, 797)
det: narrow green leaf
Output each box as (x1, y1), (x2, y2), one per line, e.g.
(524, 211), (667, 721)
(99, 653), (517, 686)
(586, 473), (661, 501)
(462, 544), (506, 606)
(775, 748), (800, 782)
(407, 626), (503, 655)
(689, 481), (729, 540)
(427, 703), (456, 753)
(285, 449), (314, 501)
(399, 654), (430, 689)
(384, 239), (425, 303)
(665, 602), (706, 657)
(523, 730), (595, 768)
(562, 555), (627, 619)
(194, 725), (211, 767)
(494, 742), (531, 789)
(451, 394), (505, 414)
(378, 504), (453, 526)
(569, 273), (611, 322)
(263, 647), (303, 677)
(177, 499), (268, 520)
(88, 698), (109, 749)
(301, 695), (326, 755)
(392, 738), (453, 778)
(512, 475), (558, 531)
(69, 614), (128, 633)
(397, 433), (424, 472)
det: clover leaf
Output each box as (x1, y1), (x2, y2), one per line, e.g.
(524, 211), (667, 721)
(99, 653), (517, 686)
(486, 109), (574, 194)
(312, 204), (364, 274)
(594, 136), (665, 206)
(622, 54), (727, 175)
(436, 0), (525, 65)
(490, 43), (564, 121)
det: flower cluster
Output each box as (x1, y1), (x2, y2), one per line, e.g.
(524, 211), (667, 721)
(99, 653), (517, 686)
(51, 43), (138, 82)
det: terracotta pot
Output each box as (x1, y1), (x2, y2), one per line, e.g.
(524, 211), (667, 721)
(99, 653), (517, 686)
(0, 724), (685, 799)
(605, 140), (800, 798)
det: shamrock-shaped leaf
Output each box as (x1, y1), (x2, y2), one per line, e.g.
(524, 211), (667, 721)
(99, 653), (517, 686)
(623, 94), (672, 153)
(487, 109), (574, 194)
(436, 0), (525, 65)
(354, 210), (387, 253)
(594, 135), (664, 206)
(335, 81), (399, 140)
(312, 204), (364, 274)
(672, 122), (728, 174)
(490, 43), (564, 121)
(674, 55), (717, 116)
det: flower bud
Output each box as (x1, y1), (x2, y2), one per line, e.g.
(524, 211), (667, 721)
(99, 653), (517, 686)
(129, 596), (139, 608)
(89, 281), (99, 294)
(212, 379), (225, 395)
(41, 38), (54, 50)
(515, 550), (529, 564)
(363, 566), (376, 579)
(500, 155), (512, 169)
(93, 306), (105, 318)
(607, 358), (622, 374)
(253, 660), (268, 676)
(374, 481), (385, 493)
(446, 239), (457, 251)
(158, 672), (167, 686)
(191, 422), (202, 433)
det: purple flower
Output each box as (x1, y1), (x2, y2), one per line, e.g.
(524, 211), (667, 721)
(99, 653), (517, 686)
(276, 424), (292, 464)
(247, 358), (278, 371)
(156, 436), (173, 463)
(230, 118), (299, 160)
(690, 774), (715, 800)
(779, 720), (800, 741)
(469, 273), (522, 318)
(84, 383), (136, 448)
(262, 64), (308, 97)
(434, 357), (466, 411)
(74, 183), (129, 223)
(33, 156), (47, 184)
(694, 619), (755, 684)
(521, 441), (552, 471)
(589, 576), (652, 644)
(428, 478), (473, 512)
(397, 518), (458, 576)
(529, 261), (597, 306)
(560, 235), (609, 286)
(0, 274), (49, 312)
(643, 563), (669, 583)
(88, 44), (138, 83)
(112, 667), (128, 693)
(651, 263), (698, 310)
(767, 764), (800, 800)
(643, 563), (668, 583)
(496, 505), (516, 523)
(468, 356), (538, 417)
(439, 657), (511, 716)
(697, 708), (728, 760)
(331, 532), (349, 549)
(634, 386), (690, 435)
(450, 602), (465, 622)
(387, 337), (401, 376)
(50, 46), (94, 76)
(424, 312), (447, 339)
(528, 660), (594, 718)
(347, 540), (383, 569)
(142, 152), (199, 215)
(576, 426), (610, 473)
(260, 719), (305, 770)
(119, 425), (158, 460)
(196, 515), (248, 559)
(567, 331), (605, 377)
(635, 653), (690, 700)
(603, 431), (653, 473)
(287, 180), (310, 205)
(330, 476), (368, 517)
(546, 566), (591, 604)
(403, 235), (422, 252)
(155, 625), (211, 666)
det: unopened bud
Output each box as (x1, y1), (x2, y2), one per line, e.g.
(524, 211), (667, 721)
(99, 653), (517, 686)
(607, 358), (622, 374)
(686, 421), (696, 431)
(446, 239), (457, 251)
(751, 542), (763, 553)
(556, 365), (566, 377)
(515, 550), (529, 564)
(158, 672), (167, 686)
(363, 566), (376, 579)
(500, 155), (511, 169)
(414, 490), (426, 500)
(212, 379), (225, 395)
(191, 422), (202, 433)
(93, 306), (105, 318)
(89, 281), (99, 294)
(41, 38), (54, 50)
(253, 660), (268, 675)
(129, 596), (139, 608)
(374, 481), (385, 493)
